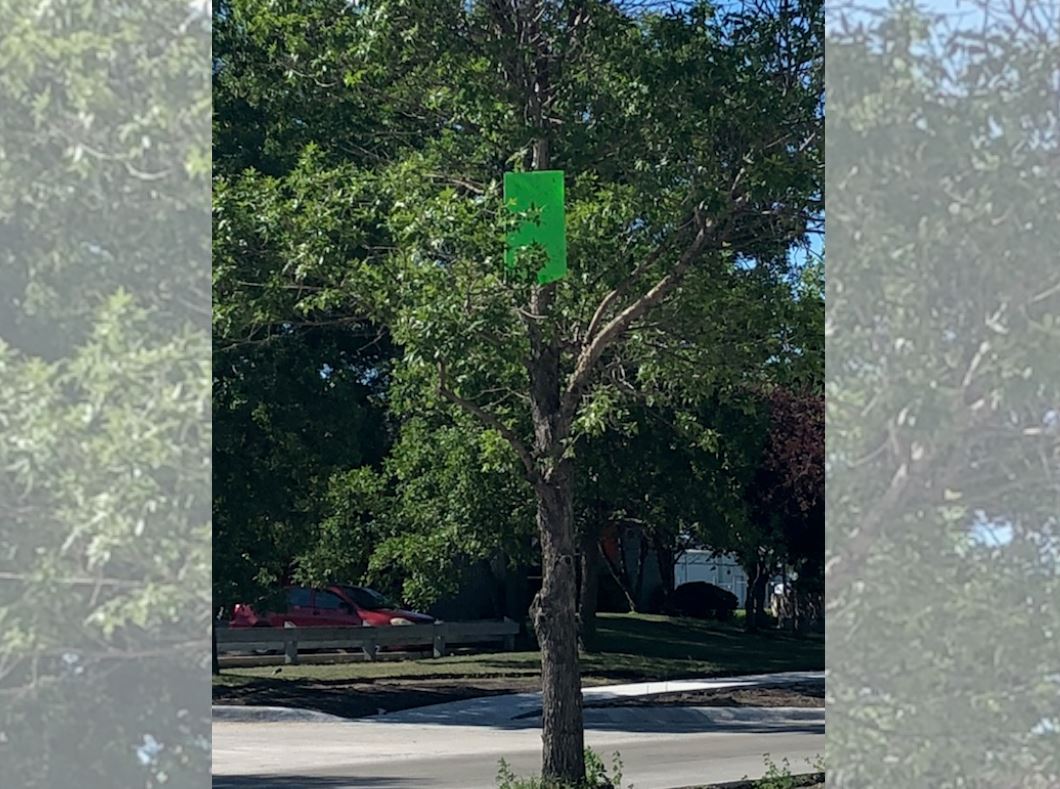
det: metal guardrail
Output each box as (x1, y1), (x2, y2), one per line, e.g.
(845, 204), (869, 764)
(215, 619), (520, 666)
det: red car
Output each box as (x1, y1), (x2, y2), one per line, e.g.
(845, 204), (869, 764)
(230, 584), (435, 629)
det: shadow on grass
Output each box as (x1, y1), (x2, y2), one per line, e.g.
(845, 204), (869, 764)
(214, 679), (525, 719)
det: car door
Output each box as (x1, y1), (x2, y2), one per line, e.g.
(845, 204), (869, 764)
(271, 586), (316, 627)
(313, 589), (362, 627)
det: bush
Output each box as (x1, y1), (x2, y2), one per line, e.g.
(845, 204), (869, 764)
(754, 754), (825, 789)
(497, 750), (625, 789)
(666, 581), (740, 620)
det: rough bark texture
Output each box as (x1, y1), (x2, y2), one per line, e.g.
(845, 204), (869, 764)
(505, 561), (529, 622)
(781, 568), (796, 633)
(632, 530), (648, 606)
(529, 465), (585, 780)
(505, 4), (710, 777)
(518, 37), (587, 771)
(522, 198), (585, 779)
(744, 580), (754, 627)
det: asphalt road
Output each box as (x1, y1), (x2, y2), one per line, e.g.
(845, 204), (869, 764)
(212, 707), (825, 789)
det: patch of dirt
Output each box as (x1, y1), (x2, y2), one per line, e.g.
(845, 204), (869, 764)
(213, 676), (544, 719)
(213, 676), (823, 721)
(693, 776), (823, 789)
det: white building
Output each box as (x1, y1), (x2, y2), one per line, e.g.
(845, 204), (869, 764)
(673, 550), (749, 603)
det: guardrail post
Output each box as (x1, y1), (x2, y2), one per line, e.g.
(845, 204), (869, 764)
(432, 622), (447, 659)
(363, 634), (377, 662)
(502, 617), (516, 652)
(283, 625), (299, 665)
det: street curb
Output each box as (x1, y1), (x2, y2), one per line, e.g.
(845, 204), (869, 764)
(579, 705), (824, 731)
(213, 705), (349, 723)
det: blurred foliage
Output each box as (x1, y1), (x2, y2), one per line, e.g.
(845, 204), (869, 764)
(827, 1), (1060, 785)
(0, 0), (211, 787)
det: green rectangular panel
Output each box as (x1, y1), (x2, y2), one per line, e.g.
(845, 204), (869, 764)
(504, 170), (567, 284)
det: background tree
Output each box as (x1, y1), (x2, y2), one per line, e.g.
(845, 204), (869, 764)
(741, 385), (824, 630)
(573, 394), (764, 641)
(365, 415), (537, 611)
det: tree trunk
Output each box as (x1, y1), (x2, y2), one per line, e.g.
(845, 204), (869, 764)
(743, 561), (757, 630)
(505, 561), (529, 622)
(602, 542), (639, 613)
(655, 538), (676, 614)
(578, 526), (601, 652)
(782, 567), (796, 633)
(752, 565), (770, 630)
(524, 306), (586, 783)
(744, 579), (755, 630)
(615, 527), (634, 595)
(744, 560), (771, 632)
(488, 553), (508, 619)
(523, 177), (584, 779)
(212, 617), (220, 676)
(529, 465), (585, 781)
(632, 529), (648, 609)
(491, 5), (585, 776)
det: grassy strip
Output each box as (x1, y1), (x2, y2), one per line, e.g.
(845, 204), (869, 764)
(215, 612), (823, 688)
(213, 613), (823, 719)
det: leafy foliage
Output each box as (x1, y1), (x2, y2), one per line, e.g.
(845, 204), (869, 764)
(753, 754), (825, 788)
(212, 319), (393, 608)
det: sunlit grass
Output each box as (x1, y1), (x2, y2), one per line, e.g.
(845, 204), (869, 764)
(214, 612), (822, 688)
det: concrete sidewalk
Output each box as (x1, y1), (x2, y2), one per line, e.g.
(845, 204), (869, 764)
(382, 670), (824, 726)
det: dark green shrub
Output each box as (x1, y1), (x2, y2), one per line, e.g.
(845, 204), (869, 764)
(667, 581), (740, 620)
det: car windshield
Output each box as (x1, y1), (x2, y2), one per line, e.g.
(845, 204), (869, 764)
(339, 586), (396, 611)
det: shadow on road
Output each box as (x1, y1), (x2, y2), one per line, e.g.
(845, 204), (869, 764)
(577, 720), (826, 736)
(369, 707), (825, 735)
(214, 776), (427, 788)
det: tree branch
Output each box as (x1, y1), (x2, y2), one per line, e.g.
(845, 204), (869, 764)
(583, 229), (682, 342)
(437, 361), (539, 482)
(561, 215), (714, 422)
(0, 572), (144, 589)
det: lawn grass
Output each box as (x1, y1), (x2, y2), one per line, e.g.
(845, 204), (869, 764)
(214, 612), (822, 690)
